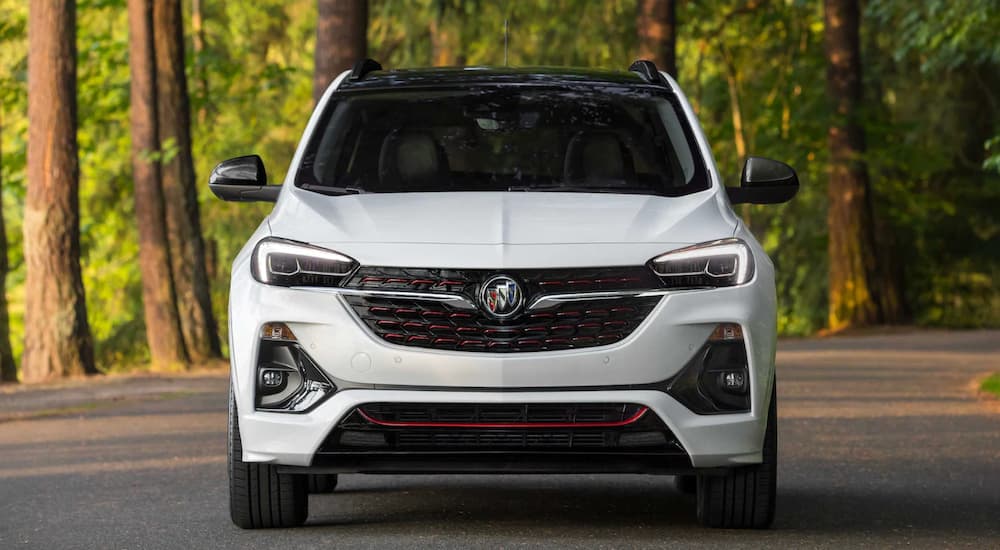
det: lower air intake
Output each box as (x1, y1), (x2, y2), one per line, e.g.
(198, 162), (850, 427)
(319, 402), (685, 454)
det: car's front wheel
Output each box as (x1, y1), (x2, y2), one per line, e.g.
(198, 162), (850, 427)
(228, 386), (308, 529)
(696, 380), (777, 529)
(673, 474), (697, 495)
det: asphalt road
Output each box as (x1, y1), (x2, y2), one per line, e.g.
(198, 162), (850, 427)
(1, 330), (998, 548)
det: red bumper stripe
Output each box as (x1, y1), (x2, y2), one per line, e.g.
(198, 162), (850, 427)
(356, 406), (649, 429)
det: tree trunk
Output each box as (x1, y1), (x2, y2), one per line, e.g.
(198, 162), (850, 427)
(153, 0), (220, 363)
(429, 13), (454, 66)
(824, 0), (898, 330)
(191, 0), (209, 123)
(128, 0), (189, 370)
(0, 107), (17, 383)
(636, 0), (677, 77)
(721, 46), (752, 228)
(314, 0), (368, 102)
(23, 0), (96, 382)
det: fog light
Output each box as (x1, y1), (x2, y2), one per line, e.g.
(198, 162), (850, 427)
(719, 370), (748, 394)
(261, 370), (284, 387)
(667, 324), (751, 414)
(255, 335), (334, 413)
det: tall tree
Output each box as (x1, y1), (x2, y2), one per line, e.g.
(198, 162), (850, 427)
(0, 108), (16, 383)
(190, 0), (210, 123)
(315, 0), (368, 101)
(23, 0), (95, 381)
(637, 0), (677, 77)
(823, 0), (900, 329)
(153, 0), (221, 362)
(128, 0), (188, 370)
(428, 2), (457, 67)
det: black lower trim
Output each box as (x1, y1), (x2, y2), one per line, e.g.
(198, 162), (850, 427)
(307, 402), (693, 475)
(286, 452), (698, 475)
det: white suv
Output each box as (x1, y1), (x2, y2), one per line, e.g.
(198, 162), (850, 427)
(213, 59), (798, 529)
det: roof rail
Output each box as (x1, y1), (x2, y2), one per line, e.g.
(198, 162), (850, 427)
(349, 58), (383, 81)
(628, 60), (669, 87)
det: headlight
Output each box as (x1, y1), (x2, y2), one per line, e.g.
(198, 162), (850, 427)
(252, 237), (357, 287)
(648, 238), (754, 289)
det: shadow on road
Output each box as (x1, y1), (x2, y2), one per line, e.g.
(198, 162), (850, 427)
(296, 474), (999, 538)
(778, 487), (999, 535)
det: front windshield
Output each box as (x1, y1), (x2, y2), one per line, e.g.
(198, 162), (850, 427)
(296, 87), (709, 196)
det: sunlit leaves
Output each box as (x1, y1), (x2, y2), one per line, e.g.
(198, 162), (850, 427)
(1, 0), (999, 370)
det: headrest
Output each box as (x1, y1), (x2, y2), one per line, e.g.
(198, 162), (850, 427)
(563, 131), (635, 185)
(378, 130), (449, 190)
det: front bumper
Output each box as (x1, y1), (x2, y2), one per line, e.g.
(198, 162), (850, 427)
(229, 258), (777, 470)
(239, 388), (766, 469)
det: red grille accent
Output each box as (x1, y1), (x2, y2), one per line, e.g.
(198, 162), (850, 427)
(355, 405), (649, 429)
(421, 310), (447, 318)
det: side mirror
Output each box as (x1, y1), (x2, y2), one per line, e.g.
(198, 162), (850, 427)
(727, 157), (799, 205)
(208, 155), (281, 202)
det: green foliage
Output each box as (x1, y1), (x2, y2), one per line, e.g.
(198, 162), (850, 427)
(1, 0), (998, 374)
(982, 372), (1000, 397)
(76, 1), (148, 366)
(680, 0), (830, 334)
(866, 0), (1000, 327)
(1, 0), (29, 364)
(869, 0), (1000, 173)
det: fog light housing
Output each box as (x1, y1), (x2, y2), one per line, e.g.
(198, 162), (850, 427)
(667, 323), (751, 414)
(719, 370), (747, 393)
(255, 323), (335, 413)
(259, 366), (293, 396)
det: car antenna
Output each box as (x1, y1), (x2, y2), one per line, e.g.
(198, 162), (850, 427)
(503, 18), (509, 66)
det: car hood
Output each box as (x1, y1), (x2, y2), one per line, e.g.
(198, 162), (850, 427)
(269, 190), (733, 247)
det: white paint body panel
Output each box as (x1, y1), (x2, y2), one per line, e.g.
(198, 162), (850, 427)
(228, 70), (777, 469)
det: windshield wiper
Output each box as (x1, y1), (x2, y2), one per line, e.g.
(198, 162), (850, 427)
(300, 183), (365, 196)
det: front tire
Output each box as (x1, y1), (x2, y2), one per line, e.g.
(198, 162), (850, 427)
(674, 475), (697, 495)
(228, 386), (308, 529)
(696, 380), (777, 529)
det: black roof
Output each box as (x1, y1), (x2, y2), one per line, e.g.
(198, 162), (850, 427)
(335, 66), (669, 92)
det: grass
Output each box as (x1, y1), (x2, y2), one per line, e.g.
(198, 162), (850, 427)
(982, 373), (1000, 398)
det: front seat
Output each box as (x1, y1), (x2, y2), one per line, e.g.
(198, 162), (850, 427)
(563, 131), (636, 186)
(378, 130), (450, 191)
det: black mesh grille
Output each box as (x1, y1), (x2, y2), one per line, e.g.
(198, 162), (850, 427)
(320, 402), (683, 453)
(360, 402), (644, 424)
(392, 431), (612, 448)
(343, 266), (662, 353)
(346, 294), (660, 352)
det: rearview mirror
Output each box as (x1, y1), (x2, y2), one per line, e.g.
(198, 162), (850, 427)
(208, 155), (281, 202)
(726, 157), (799, 205)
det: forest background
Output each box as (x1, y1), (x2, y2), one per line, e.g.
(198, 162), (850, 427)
(0, 0), (997, 380)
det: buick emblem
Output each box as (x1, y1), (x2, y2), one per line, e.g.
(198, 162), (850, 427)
(479, 275), (524, 319)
